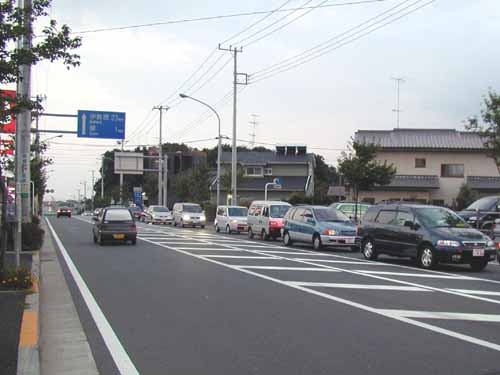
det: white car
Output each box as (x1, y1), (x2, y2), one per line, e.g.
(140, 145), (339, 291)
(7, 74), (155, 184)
(172, 203), (206, 228)
(144, 205), (173, 225)
(215, 205), (249, 234)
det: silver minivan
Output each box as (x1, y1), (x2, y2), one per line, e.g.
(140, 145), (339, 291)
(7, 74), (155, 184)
(247, 201), (291, 240)
(215, 205), (248, 234)
(172, 203), (206, 228)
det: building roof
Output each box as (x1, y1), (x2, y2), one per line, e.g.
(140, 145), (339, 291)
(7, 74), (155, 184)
(355, 128), (486, 151)
(372, 175), (440, 191)
(213, 176), (308, 192)
(220, 151), (314, 164)
(467, 176), (500, 191)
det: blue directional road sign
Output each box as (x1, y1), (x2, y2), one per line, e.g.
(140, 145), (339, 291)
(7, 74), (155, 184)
(77, 110), (126, 139)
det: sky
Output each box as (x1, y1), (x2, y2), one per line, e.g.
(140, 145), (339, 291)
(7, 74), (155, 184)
(22, 0), (500, 200)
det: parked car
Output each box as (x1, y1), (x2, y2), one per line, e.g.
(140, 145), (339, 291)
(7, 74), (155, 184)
(57, 207), (72, 218)
(172, 203), (206, 228)
(247, 201), (291, 240)
(92, 206), (137, 245)
(144, 205), (172, 225)
(488, 218), (500, 265)
(330, 201), (371, 222)
(129, 206), (144, 221)
(458, 196), (500, 232)
(215, 205), (248, 234)
(359, 203), (496, 271)
(282, 206), (359, 251)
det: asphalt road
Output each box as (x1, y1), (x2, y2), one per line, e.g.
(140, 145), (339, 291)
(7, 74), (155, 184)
(45, 216), (500, 375)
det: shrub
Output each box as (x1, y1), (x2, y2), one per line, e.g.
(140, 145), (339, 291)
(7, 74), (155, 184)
(455, 184), (479, 211)
(22, 220), (45, 251)
(0, 266), (32, 290)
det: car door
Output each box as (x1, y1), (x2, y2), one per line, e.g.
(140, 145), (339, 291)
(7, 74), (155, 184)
(392, 209), (419, 257)
(300, 208), (316, 242)
(288, 208), (304, 242)
(373, 208), (398, 254)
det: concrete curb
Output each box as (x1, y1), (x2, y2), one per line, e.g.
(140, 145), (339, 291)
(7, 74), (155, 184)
(16, 250), (40, 375)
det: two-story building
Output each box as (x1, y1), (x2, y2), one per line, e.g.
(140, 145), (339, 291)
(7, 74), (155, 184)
(352, 128), (500, 206)
(214, 145), (315, 203)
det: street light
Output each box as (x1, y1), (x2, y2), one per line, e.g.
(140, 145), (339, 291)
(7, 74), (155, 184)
(40, 134), (63, 143)
(179, 93), (222, 206)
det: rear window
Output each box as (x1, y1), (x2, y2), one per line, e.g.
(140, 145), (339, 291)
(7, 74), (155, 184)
(375, 210), (397, 225)
(104, 209), (133, 221)
(465, 196), (498, 211)
(183, 204), (203, 213)
(362, 207), (379, 222)
(228, 207), (247, 217)
(313, 208), (350, 222)
(152, 206), (169, 212)
(270, 205), (290, 218)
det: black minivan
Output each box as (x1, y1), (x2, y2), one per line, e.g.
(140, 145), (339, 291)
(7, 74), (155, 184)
(359, 204), (496, 271)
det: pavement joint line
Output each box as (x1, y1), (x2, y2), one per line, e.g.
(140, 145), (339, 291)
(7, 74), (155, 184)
(286, 282), (433, 291)
(138, 236), (500, 353)
(130, 225), (500, 306)
(377, 309), (500, 322)
(45, 218), (140, 374)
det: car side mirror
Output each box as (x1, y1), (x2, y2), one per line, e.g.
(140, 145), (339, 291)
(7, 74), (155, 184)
(307, 218), (315, 225)
(403, 220), (414, 229)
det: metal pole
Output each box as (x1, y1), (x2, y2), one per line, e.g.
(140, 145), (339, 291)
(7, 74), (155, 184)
(30, 181), (34, 216)
(158, 109), (163, 205)
(163, 155), (168, 208)
(91, 170), (95, 212)
(101, 166), (104, 200)
(231, 49), (238, 206)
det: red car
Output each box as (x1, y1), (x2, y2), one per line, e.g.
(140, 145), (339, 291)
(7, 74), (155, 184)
(57, 207), (72, 218)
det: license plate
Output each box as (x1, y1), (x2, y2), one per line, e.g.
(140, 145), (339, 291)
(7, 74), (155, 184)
(473, 248), (484, 257)
(113, 234), (125, 239)
(345, 238), (355, 244)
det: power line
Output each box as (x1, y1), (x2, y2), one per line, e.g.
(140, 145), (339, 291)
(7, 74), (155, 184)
(72, 1), (389, 35)
(249, 0), (434, 84)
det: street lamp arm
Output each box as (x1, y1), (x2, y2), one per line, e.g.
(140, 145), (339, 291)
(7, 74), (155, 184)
(179, 93), (221, 130)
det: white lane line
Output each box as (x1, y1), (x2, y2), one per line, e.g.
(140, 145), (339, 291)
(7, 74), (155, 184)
(137, 237), (178, 240)
(287, 282), (432, 291)
(354, 271), (471, 279)
(448, 289), (500, 297)
(173, 247), (244, 251)
(45, 218), (139, 374)
(234, 244), (285, 249)
(157, 242), (204, 246)
(258, 251), (323, 256)
(234, 266), (341, 271)
(291, 258), (394, 265)
(379, 309), (500, 322)
(203, 255), (276, 259)
(139, 236), (500, 352)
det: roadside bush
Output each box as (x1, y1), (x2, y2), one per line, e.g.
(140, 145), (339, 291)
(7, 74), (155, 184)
(0, 266), (32, 290)
(22, 217), (44, 251)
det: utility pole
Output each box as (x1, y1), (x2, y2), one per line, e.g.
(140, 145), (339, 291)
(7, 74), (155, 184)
(15, 0), (32, 267)
(119, 141), (124, 204)
(249, 114), (259, 147)
(391, 77), (405, 129)
(163, 155), (168, 208)
(90, 170), (95, 212)
(218, 44), (247, 205)
(152, 105), (169, 205)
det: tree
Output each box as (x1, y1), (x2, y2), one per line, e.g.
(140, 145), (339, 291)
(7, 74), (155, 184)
(338, 141), (396, 221)
(313, 154), (337, 204)
(466, 89), (500, 162)
(175, 163), (211, 203)
(455, 184), (478, 211)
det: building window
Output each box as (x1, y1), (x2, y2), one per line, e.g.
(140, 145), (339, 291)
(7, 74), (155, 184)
(245, 167), (263, 176)
(415, 158), (426, 168)
(264, 167), (272, 176)
(441, 164), (464, 178)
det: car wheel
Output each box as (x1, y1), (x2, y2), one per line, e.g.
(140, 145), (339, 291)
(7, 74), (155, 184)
(215, 224), (220, 233)
(362, 239), (378, 260)
(283, 231), (293, 246)
(261, 229), (269, 241)
(313, 234), (323, 250)
(173, 220), (177, 227)
(131, 238), (137, 246)
(181, 220), (185, 228)
(93, 233), (97, 244)
(248, 227), (254, 239)
(470, 259), (488, 272)
(418, 245), (436, 269)
(98, 234), (104, 246)
(201, 225), (205, 229)
(226, 225), (231, 234)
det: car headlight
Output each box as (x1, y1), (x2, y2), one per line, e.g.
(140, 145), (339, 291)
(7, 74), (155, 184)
(487, 240), (494, 248)
(230, 219), (238, 224)
(323, 229), (337, 236)
(183, 214), (190, 220)
(200, 215), (206, 221)
(437, 240), (461, 247)
(468, 216), (477, 222)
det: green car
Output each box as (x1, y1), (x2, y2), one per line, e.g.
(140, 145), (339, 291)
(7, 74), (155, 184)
(330, 202), (371, 222)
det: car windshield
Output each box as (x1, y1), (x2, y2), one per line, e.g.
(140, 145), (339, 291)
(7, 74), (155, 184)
(313, 208), (350, 222)
(184, 205), (203, 213)
(104, 209), (133, 222)
(270, 205), (290, 218)
(228, 207), (248, 217)
(152, 207), (169, 212)
(464, 196), (498, 211)
(130, 207), (142, 212)
(416, 207), (467, 228)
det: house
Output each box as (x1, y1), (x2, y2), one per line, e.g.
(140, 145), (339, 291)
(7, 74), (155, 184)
(213, 145), (315, 203)
(350, 128), (500, 206)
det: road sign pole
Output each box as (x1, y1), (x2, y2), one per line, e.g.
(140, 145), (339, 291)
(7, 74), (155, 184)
(119, 173), (124, 205)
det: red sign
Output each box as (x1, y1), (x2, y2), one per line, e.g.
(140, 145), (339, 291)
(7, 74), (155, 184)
(0, 138), (14, 155)
(1, 90), (16, 133)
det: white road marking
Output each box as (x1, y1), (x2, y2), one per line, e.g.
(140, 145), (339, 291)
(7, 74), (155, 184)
(172, 247), (244, 251)
(448, 289), (500, 297)
(258, 251), (323, 256)
(354, 270), (472, 279)
(287, 282), (432, 291)
(203, 255), (276, 259)
(46, 218), (139, 374)
(292, 258), (394, 265)
(379, 309), (500, 322)
(138, 236), (500, 352)
(156, 242), (204, 246)
(235, 266), (340, 271)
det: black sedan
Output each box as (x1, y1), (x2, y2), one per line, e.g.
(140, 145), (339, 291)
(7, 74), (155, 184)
(57, 207), (72, 218)
(92, 207), (137, 245)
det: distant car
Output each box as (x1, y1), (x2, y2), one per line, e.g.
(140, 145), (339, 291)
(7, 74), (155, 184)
(458, 196), (500, 232)
(359, 203), (496, 271)
(488, 218), (500, 265)
(330, 201), (371, 222)
(129, 206), (144, 221)
(92, 207), (137, 245)
(283, 206), (359, 251)
(172, 203), (206, 228)
(82, 211), (93, 216)
(57, 207), (72, 218)
(247, 201), (291, 240)
(144, 205), (172, 225)
(94, 208), (101, 216)
(214, 205), (248, 234)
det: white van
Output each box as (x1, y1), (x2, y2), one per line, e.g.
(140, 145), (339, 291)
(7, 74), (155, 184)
(247, 201), (291, 240)
(214, 206), (248, 234)
(172, 203), (206, 228)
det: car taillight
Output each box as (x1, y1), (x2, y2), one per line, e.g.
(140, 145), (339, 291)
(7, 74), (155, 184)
(269, 220), (281, 228)
(497, 242), (500, 249)
(57, 210), (61, 213)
